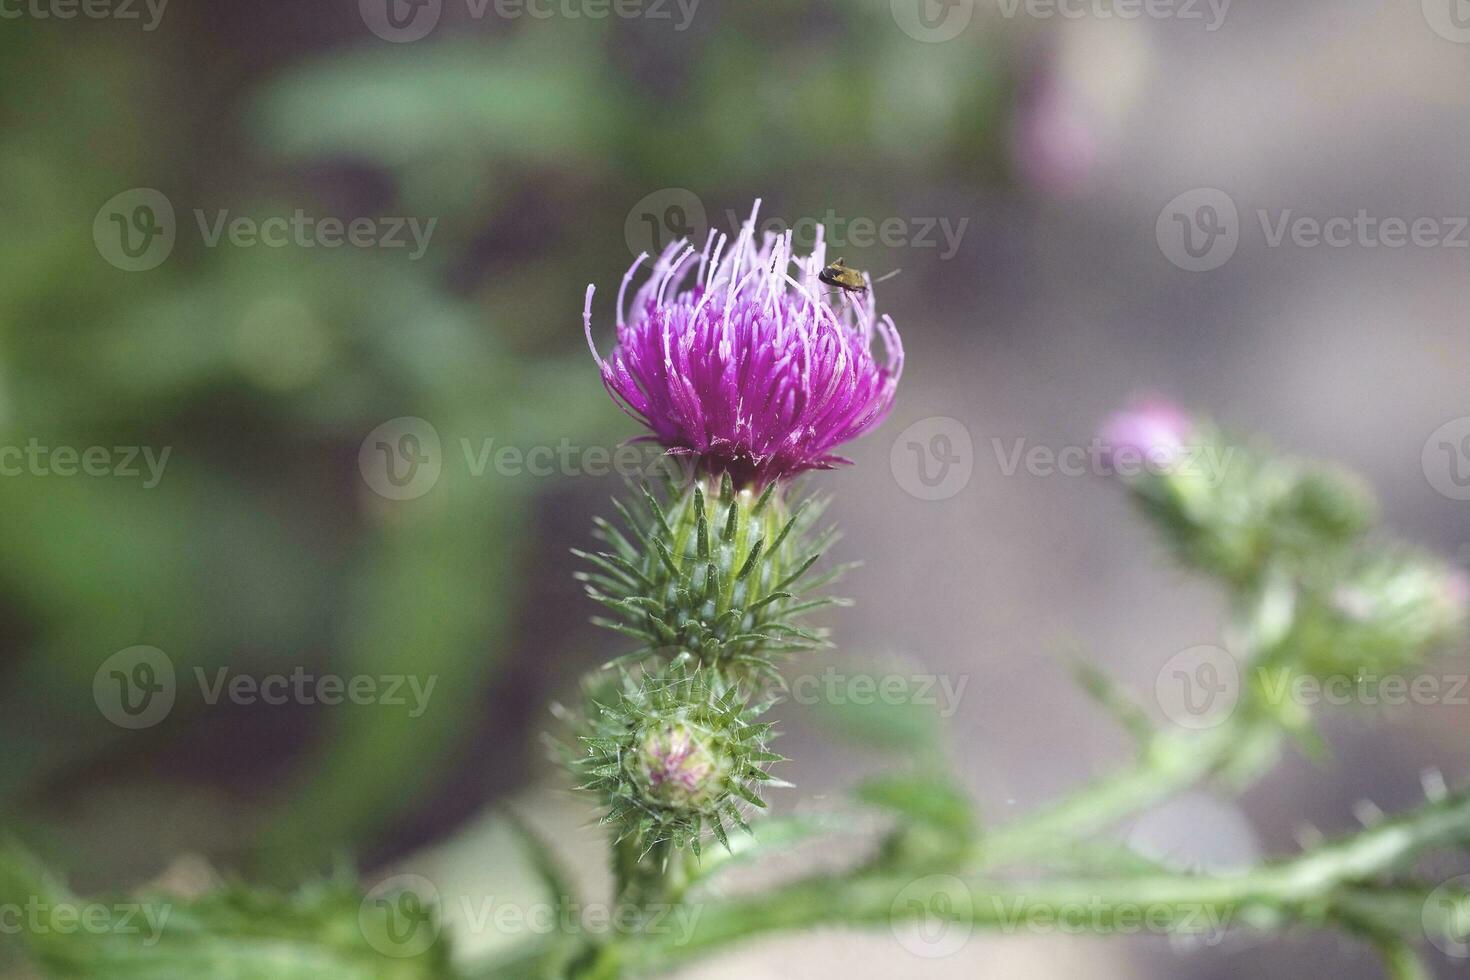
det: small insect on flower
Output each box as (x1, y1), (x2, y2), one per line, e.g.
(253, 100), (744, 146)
(817, 257), (868, 293)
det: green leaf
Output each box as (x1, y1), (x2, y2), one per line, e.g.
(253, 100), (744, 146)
(855, 773), (975, 840)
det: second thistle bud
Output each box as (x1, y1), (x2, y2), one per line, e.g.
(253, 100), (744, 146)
(576, 660), (784, 855)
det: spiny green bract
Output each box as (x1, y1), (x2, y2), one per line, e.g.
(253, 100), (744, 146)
(575, 473), (846, 685)
(1126, 427), (1379, 588)
(575, 659), (787, 857)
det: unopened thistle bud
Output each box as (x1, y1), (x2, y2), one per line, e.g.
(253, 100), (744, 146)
(1286, 552), (1470, 677)
(576, 661), (784, 855)
(638, 723), (721, 808)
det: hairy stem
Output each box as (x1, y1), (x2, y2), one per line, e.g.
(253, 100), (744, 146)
(614, 781), (1470, 972)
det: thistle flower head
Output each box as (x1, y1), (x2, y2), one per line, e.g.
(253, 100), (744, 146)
(584, 201), (903, 487)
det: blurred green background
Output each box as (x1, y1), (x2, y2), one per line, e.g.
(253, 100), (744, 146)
(5, 2), (1470, 978)
(0, 1), (1018, 890)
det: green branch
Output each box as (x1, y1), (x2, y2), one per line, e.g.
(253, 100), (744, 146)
(612, 782), (1470, 973)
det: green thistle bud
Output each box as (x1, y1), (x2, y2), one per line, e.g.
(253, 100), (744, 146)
(1107, 413), (1378, 586)
(575, 474), (841, 684)
(1282, 551), (1468, 678)
(575, 660), (785, 856)
(1280, 465), (1377, 545)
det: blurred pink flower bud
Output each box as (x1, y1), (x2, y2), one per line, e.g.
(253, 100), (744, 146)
(1098, 397), (1195, 474)
(1440, 568), (1469, 619)
(1010, 71), (1098, 196)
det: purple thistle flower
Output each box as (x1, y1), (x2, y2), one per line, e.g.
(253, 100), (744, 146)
(584, 200), (903, 487)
